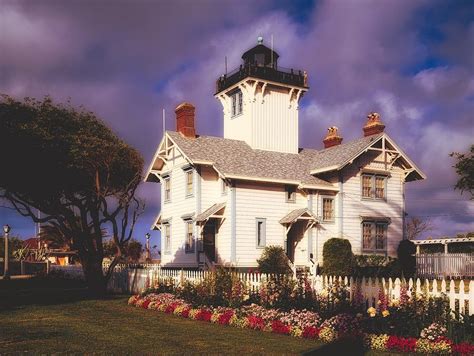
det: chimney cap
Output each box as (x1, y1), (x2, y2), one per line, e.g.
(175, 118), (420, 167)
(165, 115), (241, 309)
(175, 102), (195, 111)
(323, 126), (343, 148)
(363, 112), (385, 136)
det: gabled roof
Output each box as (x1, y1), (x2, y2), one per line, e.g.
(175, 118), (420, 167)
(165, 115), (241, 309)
(308, 133), (425, 181)
(308, 134), (384, 173)
(195, 202), (226, 223)
(146, 130), (424, 188)
(279, 208), (319, 224)
(165, 131), (336, 189)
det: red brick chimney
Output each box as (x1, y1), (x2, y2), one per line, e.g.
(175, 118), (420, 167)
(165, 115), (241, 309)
(175, 102), (196, 138)
(323, 126), (343, 148)
(363, 112), (385, 136)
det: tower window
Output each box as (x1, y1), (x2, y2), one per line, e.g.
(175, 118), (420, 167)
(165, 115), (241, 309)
(231, 90), (243, 117)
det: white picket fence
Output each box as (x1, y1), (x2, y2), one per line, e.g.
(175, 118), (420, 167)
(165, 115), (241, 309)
(106, 267), (474, 316)
(49, 265), (474, 315)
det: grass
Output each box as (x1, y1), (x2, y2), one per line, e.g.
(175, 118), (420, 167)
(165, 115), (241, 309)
(1, 296), (327, 354)
(0, 279), (402, 355)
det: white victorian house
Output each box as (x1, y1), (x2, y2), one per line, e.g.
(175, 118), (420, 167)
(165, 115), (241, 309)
(145, 38), (425, 270)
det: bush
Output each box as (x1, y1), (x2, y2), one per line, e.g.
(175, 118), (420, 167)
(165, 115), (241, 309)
(353, 255), (401, 277)
(322, 238), (354, 276)
(257, 246), (292, 275)
(397, 240), (416, 278)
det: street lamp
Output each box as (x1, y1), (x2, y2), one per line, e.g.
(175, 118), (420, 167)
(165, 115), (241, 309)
(145, 233), (151, 262)
(3, 224), (11, 280)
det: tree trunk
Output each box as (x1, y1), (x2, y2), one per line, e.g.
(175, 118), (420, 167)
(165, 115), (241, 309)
(81, 255), (106, 297)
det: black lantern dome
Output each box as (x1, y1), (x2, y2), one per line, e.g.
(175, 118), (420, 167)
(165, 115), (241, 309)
(215, 37), (308, 95)
(241, 37), (279, 69)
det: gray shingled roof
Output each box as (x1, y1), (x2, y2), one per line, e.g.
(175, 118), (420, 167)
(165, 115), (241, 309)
(166, 131), (383, 187)
(279, 208), (319, 224)
(305, 133), (384, 171)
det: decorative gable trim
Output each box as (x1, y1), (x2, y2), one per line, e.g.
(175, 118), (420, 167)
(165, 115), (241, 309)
(310, 134), (425, 182)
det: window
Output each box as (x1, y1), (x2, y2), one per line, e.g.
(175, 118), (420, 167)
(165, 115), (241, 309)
(231, 90), (243, 117)
(361, 174), (387, 200)
(163, 223), (171, 254)
(322, 197), (335, 222)
(184, 220), (194, 253)
(221, 178), (227, 195)
(164, 176), (171, 202)
(362, 221), (387, 253)
(185, 169), (193, 197)
(285, 185), (296, 203)
(256, 218), (266, 248)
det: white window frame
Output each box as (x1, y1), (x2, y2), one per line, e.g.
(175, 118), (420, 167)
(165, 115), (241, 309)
(361, 173), (387, 200)
(221, 178), (228, 195)
(361, 221), (387, 253)
(184, 168), (194, 198)
(163, 222), (171, 255)
(184, 220), (195, 254)
(285, 185), (296, 203)
(256, 218), (266, 248)
(163, 175), (171, 203)
(230, 90), (243, 117)
(321, 195), (335, 222)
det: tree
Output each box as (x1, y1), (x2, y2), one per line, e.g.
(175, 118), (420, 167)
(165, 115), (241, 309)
(257, 246), (292, 275)
(0, 236), (24, 259)
(103, 238), (143, 263)
(0, 95), (144, 294)
(405, 217), (433, 241)
(451, 145), (474, 199)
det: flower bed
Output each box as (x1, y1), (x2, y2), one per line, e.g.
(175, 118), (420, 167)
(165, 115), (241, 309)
(128, 293), (474, 355)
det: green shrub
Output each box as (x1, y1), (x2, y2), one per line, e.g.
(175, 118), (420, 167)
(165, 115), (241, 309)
(397, 239), (416, 278)
(257, 246), (292, 275)
(322, 238), (354, 276)
(353, 255), (401, 277)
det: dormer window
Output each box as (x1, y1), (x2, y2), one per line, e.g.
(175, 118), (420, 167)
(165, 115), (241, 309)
(231, 90), (243, 117)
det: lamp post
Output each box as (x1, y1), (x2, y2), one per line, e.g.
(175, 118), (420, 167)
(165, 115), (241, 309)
(3, 224), (11, 280)
(145, 233), (151, 262)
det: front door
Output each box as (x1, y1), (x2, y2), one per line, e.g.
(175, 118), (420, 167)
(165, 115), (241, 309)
(203, 222), (216, 262)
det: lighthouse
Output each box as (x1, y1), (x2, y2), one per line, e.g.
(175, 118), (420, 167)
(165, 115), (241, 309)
(215, 37), (308, 154)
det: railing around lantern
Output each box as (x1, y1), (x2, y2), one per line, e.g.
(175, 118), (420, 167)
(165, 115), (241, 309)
(215, 63), (308, 93)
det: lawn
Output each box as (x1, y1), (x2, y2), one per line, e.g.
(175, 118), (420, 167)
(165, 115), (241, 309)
(0, 280), (401, 355)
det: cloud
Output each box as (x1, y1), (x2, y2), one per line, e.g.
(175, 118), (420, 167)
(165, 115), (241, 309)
(1, 0), (473, 243)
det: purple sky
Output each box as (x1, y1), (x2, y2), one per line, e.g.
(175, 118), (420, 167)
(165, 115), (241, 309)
(1, 0), (473, 247)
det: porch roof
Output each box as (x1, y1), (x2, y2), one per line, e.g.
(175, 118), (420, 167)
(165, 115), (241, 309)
(195, 202), (226, 223)
(411, 236), (474, 245)
(279, 208), (319, 225)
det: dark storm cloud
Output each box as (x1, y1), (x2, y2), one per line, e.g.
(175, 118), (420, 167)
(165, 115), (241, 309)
(0, 0), (472, 243)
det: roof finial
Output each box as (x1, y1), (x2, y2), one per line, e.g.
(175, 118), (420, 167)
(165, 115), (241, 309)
(257, 36), (263, 45)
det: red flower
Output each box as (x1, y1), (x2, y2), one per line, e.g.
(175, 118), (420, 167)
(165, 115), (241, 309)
(271, 320), (291, 335)
(452, 342), (474, 355)
(386, 336), (417, 353)
(218, 311), (234, 325)
(181, 308), (190, 318)
(196, 309), (212, 322)
(303, 327), (320, 339)
(142, 300), (151, 309)
(247, 315), (266, 330)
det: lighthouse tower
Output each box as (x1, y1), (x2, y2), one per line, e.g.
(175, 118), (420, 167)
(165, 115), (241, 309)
(215, 37), (308, 154)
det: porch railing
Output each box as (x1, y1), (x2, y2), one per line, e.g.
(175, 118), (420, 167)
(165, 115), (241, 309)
(416, 253), (474, 278)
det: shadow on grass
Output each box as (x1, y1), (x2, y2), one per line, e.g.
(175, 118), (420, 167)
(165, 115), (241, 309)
(302, 336), (365, 356)
(0, 277), (119, 310)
